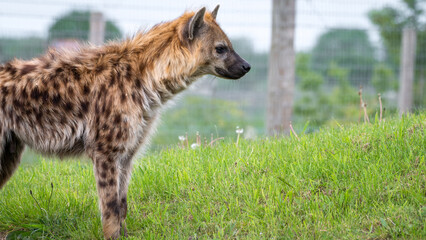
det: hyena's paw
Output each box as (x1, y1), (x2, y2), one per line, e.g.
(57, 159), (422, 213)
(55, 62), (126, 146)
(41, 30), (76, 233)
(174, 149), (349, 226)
(103, 222), (121, 240)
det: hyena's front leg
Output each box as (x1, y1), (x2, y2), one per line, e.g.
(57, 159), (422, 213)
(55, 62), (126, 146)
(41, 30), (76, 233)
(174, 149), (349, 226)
(117, 155), (136, 237)
(91, 149), (122, 240)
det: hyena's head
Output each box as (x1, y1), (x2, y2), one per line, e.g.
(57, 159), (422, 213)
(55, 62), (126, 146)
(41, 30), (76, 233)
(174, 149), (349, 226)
(182, 5), (251, 80)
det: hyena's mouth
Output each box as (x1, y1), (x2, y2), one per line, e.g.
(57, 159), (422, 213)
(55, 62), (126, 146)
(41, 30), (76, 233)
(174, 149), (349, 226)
(215, 66), (250, 80)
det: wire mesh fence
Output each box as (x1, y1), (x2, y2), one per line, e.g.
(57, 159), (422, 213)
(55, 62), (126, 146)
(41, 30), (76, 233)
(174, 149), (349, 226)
(0, 0), (424, 149)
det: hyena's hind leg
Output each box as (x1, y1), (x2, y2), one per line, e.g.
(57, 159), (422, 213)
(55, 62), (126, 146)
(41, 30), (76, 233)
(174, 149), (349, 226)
(0, 130), (25, 189)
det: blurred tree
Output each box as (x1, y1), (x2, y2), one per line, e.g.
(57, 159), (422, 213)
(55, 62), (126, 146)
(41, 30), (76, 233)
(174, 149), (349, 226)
(368, 0), (426, 107)
(48, 10), (122, 41)
(371, 63), (398, 93)
(311, 29), (376, 86)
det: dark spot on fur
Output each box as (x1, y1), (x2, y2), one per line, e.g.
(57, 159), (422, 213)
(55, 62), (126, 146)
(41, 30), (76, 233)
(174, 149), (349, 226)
(110, 167), (115, 174)
(60, 116), (67, 124)
(43, 61), (51, 69)
(97, 145), (104, 152)
(64, 102), (73, 112)
(106, 199), (120, 216)
(1, 99), (6, 111)
(135, 78), (142, 89)
(121, 92), (126, 103)
(116, 131), (122, 140)
(5, 63), (17, 76)
(102, 123), (110, 130)
(104, 105), (111, 117)
(107, 156), (114, 163)
(95, 131), (100, 141)
(1, 86), (9, 95)
(109, 72), (116, 86)
(99, 84), (106, 95)
(94, 104), (100, 115)
(108, 178), (116, 186)
(51, 94), (61, 105)
(113, 114), (121, 124)
(36, 109), (43, 120)
(13, 100), (23, 109)
(10, 85), (16, 97)
(81, 101), (89, 113)
(71, 68), (80, 81)
(101, 171), (107, 179)
(21, 64), (37, 76)
(96, 64), (105, 74)
(125, 64), (132, 80)
(55, 67), (63, 74)
(105, 212), (111, 220)
(83, 85), (90, 95)
(41, 90), (49, 101)
(53, 81), (59, 89)
(106, 131), (113, 142)
(101, 162), (108, 171)
(98, 181), (107, 188)
(31, 87), (41, 100)
(21, 89), (28, 99)
(111, 147), (119, 153)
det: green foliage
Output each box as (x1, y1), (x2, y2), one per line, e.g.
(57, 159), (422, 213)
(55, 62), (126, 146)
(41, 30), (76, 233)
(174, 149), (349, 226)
(296, 53), (323, 91)
(0, 37), (46, 62)
(1, 113), (425, 239)
(372, 63), (398, 93)
(368, 0), (426, 107)
(311, 28), (376, 85)
(294, 59), (361, 127)
(48, 10), (122, 41)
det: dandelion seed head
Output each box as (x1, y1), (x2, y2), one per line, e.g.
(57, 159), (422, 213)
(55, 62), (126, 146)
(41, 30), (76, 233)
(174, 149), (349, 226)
(191, 143), (200, 149)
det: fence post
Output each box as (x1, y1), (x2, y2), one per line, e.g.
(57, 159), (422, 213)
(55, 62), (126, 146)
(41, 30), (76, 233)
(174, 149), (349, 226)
(267, 0), (296, 136)
(398, 27), (417, 115)
(89, 12), (105, 45)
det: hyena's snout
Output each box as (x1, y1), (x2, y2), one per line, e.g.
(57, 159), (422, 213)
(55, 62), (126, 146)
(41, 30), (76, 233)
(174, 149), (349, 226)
(215, 51), (251, 80)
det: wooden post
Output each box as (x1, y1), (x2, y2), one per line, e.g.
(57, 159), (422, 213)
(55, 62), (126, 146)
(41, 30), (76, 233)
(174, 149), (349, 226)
(267, 0), (296, 136)
(89, 12), (105, 45)
(398, 27), (417, 115)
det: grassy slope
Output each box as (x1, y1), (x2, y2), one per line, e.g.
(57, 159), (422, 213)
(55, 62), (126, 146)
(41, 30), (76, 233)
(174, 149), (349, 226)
(0, 114), (425, 239)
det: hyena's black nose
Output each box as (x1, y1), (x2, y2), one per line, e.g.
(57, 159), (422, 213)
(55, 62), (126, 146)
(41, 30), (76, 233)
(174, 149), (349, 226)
(242, 62), (251, 73)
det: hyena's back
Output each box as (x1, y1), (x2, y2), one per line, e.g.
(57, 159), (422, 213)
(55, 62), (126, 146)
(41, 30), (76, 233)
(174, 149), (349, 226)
(0, 54), (88, 156)
(0, 45), (145, 158)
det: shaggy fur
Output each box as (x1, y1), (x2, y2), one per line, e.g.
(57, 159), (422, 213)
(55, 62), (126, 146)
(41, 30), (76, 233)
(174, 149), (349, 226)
(0, 5), (249, 239)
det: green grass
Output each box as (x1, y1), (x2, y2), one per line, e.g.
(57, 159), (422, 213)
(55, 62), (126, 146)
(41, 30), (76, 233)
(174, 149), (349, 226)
(0, 113), (425, 239)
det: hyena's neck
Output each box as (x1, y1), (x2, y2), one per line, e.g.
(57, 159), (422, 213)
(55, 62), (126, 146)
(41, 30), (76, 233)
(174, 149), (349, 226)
(127, 21), (203, 104)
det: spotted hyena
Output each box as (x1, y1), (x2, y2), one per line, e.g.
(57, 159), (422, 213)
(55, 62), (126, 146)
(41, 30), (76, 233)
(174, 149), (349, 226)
(0, 5), (250, 239)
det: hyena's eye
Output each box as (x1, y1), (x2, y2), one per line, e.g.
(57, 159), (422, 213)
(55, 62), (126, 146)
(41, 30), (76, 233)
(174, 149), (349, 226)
(215, 46), (228, 54)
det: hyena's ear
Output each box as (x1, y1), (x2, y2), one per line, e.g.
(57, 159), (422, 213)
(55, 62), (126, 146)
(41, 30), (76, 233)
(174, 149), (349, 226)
(211, 5), (220, 20)
(188, 7), (206, 40)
